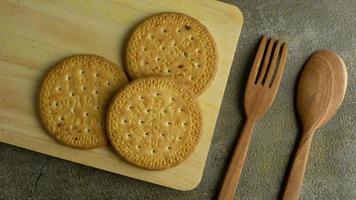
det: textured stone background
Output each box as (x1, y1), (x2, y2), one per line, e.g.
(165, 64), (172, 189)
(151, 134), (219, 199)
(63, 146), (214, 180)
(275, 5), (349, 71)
(0, 0), (355, 199)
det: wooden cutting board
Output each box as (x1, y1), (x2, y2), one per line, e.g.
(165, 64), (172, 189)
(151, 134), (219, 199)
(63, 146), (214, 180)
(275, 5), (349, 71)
(0, 0), (243, 190)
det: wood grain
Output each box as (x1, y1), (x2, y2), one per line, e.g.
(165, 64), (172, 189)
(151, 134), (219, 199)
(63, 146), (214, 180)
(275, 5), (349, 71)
(282, 50), (347, 200)
(0, 0), (243, 190)
(218, 36), (288, 200)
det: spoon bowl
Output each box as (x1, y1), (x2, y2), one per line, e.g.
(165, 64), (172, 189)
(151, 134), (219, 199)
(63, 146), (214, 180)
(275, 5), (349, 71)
(297, 50), (347, 130)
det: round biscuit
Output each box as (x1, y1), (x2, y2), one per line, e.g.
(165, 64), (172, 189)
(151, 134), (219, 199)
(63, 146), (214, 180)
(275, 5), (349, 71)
(107, 76), (202, 170)
(126, 12), (218, 96)
(39, 55), (128, 149)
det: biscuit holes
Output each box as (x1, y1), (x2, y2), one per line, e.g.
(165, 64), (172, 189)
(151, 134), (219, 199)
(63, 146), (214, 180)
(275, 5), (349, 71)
(144, 60), (149, 65)
(57, 87), (62, 91)
(128, 106), (133, 110)
(54, 102), (58, 107)
(197, 49), (201, 53)
(183, 122), (188, 127)
(178, 108), (184, 112)
(95, 90), (98, 95)
(137, 145), (141, 149)
(75, 137), (78, 141)
(184, 25), (192, 31)
(127, 134), (132, 138)
(162, 28), (167, 33)
(85, 112), (89, 117)
(190, 36), (195, 41)
(161, 133), (166, 137)
(177, 29), (181, 33)
(142, 47), (147, 51)
(107, 81), (110, 86)
(145, 132), (150, 136)
(139, 120), (144, 125)
(167, 121), (172, 126)
(100, 123), (104, 127)
(161, 46), (166, 51)
(163, 110), (167, 114)
(87, 129), (90, 133)
(155, 92), (160, 96)
(66, 76), (71, 81)
(167, 69), (171, 73)
(167, 146), (172, 150)
(96, 106), (100, 110)
(196, 63), (201, 68)
(70, 107), (75, 112)
(146, 109), (151, 113)
(95, 73), (99, 78)
(178, 64), (184, 69)
(60, 117), (64, 121)
(139, 96), (144, 100)
(170, 97), (175, 101)
(152, 150), (156, 154)
(178, 136), (183, 140)
(172, 42), (177, 47)
(156, 57), (161, 62)
(149, 34), (154, 39)
(82, 86), (86, 90)
(122, 119), (128, 124)
(80, 70), (84, 75)
(71, 92), (75, 96)
(183, 52), (188, 57)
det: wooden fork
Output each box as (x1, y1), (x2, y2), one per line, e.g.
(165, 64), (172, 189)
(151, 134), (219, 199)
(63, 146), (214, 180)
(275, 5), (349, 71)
(218, 36), (288, 200)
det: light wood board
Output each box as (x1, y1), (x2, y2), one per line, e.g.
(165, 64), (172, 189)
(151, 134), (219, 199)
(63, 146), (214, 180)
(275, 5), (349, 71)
(0, 0), (243, 190)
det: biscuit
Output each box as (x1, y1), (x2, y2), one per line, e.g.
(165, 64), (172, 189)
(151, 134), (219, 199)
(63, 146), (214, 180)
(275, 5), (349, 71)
(107, 77), (202, 170)
(126, 12), (218, 96)
(39, 55), (128, 149)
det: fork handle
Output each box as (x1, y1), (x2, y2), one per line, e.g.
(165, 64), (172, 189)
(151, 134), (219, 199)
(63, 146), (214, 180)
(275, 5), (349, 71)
(282, 129), (315, 200)
(218, 118), (256, 200)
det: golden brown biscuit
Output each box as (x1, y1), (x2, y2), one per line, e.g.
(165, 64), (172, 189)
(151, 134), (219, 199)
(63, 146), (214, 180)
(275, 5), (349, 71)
(126, 12), (218, 96)
(39, 55), (128, 149)
(107, 76), (202, 170)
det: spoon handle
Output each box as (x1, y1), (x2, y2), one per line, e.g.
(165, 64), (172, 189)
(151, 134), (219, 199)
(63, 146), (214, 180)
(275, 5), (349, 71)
(283, 129), (315, 200)
(218, 118), (256, 200)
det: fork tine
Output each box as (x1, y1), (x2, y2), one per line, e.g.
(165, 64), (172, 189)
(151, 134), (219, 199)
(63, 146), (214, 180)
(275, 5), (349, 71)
(270, 43), (288, 89)
(265, 40), (282, 87)
(256, 38), (275, 85)
(248, 36), (268, 85)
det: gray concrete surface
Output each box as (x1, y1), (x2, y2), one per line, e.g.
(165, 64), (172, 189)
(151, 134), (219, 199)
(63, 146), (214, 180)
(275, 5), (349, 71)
(1, 0), (355, 199)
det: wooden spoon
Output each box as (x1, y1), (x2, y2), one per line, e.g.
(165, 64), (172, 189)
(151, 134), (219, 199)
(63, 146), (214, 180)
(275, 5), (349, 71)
(282, 50), (347, 200)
